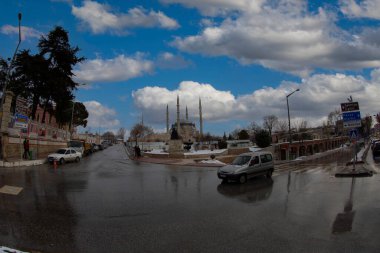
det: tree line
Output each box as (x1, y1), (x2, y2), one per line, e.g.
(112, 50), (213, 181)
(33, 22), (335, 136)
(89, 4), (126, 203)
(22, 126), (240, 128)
(0, 26), (88, 129)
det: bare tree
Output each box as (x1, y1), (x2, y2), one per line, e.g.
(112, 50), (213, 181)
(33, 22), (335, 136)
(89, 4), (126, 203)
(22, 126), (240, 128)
(327, 108), (341, 126)
(117, 127), (127, 140)
(293, 119), (308, 132)
(263, 115), (278, 136)
(275, 120), (288, 132)
(130, 123), (153, 145)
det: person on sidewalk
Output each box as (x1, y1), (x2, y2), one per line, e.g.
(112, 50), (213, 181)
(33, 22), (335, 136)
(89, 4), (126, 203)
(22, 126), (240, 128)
(23, 138), (30, 160)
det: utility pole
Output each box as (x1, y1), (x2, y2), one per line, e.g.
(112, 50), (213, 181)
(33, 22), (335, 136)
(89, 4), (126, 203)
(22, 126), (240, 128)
(1, 13), (22, 120)
(286, 88), (300, 160)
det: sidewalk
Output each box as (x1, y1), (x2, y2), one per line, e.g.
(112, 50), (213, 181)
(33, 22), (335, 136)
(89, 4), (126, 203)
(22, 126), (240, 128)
(0, 158), (46, 168)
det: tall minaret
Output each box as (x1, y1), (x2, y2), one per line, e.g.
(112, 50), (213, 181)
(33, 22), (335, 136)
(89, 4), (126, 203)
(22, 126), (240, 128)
(166, 104), (169, 134)
(176, 95), (180, 135)
(199, 97), (203, 140)
(186, 106), (188, 121)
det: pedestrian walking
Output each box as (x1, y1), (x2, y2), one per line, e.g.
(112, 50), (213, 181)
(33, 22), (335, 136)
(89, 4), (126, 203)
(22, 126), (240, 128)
(23, 138), (30, 159)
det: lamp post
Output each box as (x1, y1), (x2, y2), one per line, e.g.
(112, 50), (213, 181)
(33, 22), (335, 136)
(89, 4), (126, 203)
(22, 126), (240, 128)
(286, 88), (299, 159)
(0, 13), (22, 160)
(69, 101), (75, 135)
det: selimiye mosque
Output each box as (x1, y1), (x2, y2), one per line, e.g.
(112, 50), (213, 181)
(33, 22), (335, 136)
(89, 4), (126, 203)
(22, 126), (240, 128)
(167, 95), (203, 143)
(143, 95), (204, 143)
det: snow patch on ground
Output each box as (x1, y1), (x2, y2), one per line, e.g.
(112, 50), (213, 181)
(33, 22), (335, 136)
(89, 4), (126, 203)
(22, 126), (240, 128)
(185, 149), (227, 155)
(1, 246), (29, 253)
(145, 149), (169, 154)
(199, 160), (226, 165)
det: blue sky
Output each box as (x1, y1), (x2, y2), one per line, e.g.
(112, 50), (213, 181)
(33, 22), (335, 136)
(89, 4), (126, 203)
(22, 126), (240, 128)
(2, 0), (380, 137)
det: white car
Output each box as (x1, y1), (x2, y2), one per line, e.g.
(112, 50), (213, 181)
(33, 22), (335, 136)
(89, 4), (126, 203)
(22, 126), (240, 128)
(47, 148), (82, 164)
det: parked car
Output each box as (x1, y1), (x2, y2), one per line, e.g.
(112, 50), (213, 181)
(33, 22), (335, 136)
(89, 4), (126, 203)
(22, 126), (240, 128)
(371, 139), (380, 150)
(217, 151), (274, 184)
(47, 148), (82, 164)
(92, 143), (99, 152)
(373, 143), (380, 161)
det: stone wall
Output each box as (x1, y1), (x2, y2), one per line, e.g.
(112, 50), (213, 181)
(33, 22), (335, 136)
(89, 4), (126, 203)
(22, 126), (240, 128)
(5, 136), (67, 160)
(1, 91), (68, 161)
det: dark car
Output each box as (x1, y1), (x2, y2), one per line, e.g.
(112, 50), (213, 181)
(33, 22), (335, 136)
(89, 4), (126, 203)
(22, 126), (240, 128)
(373, 143), (380, 161)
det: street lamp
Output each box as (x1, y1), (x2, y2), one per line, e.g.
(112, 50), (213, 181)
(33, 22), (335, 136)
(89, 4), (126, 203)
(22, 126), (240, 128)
(286, 88), (300, 159)
(0, 13), (21, 159)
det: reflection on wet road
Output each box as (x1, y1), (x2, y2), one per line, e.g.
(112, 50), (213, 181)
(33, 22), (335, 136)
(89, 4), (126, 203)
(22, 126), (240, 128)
(1, 145), (380, 252)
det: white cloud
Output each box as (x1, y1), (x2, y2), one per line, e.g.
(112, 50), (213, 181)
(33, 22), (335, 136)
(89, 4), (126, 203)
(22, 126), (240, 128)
(156, 52), (192, 69)
(1, 25), (42, 40)
(168, 0), (380, 76)
(72, 0), (179, 35)
(132, 70), (380, 127)
(340, 0), (380, 19)
(83, 101), (120, 129)
(160, 0), (265, 16)
(73, 54), (154, 83)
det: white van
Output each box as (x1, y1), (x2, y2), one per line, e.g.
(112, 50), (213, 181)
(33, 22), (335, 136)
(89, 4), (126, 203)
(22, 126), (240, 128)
(217, 151), (274, 184)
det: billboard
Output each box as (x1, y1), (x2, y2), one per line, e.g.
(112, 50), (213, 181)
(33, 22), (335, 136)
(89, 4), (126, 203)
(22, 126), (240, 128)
(341, 101), (361, 129)
(341, 102), (359, 112)
(14, 113), (28, 129)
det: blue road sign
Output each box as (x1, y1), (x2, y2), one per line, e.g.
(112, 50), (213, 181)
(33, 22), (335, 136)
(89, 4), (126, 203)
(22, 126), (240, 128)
(349, 129), (358, 140)
(342, 111), (361, 121)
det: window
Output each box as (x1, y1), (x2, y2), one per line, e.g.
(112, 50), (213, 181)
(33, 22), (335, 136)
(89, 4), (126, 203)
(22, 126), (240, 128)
(232, 155), (251, 165)
(70, 150), (76, 154)
(260, 154), (272, 163)
(260, 155), (267, 163)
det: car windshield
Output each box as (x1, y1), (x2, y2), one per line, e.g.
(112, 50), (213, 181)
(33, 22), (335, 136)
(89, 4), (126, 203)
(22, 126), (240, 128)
(232, 155), (251, 165)
(56, 149), (67, 154)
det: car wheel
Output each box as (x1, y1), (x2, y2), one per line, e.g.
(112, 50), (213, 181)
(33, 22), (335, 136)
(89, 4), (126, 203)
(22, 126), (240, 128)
(239, 174), (247, 184)
(266, 169), (273, 178)
(59, 158), (65, 165)
(75, 157), (80, 163)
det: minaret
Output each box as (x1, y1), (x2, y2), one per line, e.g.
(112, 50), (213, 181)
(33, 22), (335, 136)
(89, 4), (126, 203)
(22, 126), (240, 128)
(176, 95), (180, 135)
(166, 104), (169, 134)
(199, 97), (203, 140)
(186, 106), (188, 121)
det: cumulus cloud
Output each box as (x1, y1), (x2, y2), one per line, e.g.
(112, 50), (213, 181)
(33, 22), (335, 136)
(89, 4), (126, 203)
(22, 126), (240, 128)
(83, 101), (120, 129)
(1, 25), (42, 40)
(156, 52), (192, 69)
(340, 0), (380, 19)
(72, 0), (179, 34)
(160, 0), (265, 16)
(132, 70), (380, 127)
(167, 0), (380, 76)
(73, 54), (154, 83)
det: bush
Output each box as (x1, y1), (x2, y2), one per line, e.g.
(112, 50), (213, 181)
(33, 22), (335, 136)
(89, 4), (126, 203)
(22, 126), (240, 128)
(218, 140), (227, 149)
(255, 130), (271, 148)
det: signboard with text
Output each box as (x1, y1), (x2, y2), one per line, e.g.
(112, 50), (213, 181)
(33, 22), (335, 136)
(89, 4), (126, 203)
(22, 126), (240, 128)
(341, 102), (359, 112)
(341, 101), (361, 129)
(14, 113), (28, 129)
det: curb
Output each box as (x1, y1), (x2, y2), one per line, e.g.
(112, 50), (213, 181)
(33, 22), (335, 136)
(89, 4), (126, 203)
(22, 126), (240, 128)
(0, 159), (46, 168)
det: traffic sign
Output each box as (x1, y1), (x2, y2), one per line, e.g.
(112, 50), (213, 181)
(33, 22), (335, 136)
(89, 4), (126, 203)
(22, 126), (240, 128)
(342, 111), (361, 121)
(341, 101), (361, 129)
(350, 129), (358, 140)
(343, 120), (362, 128)
(341, 102), (359, 112)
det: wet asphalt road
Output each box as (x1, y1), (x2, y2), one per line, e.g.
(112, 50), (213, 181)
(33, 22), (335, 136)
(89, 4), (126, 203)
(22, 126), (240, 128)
(1, 145), (380, 253)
